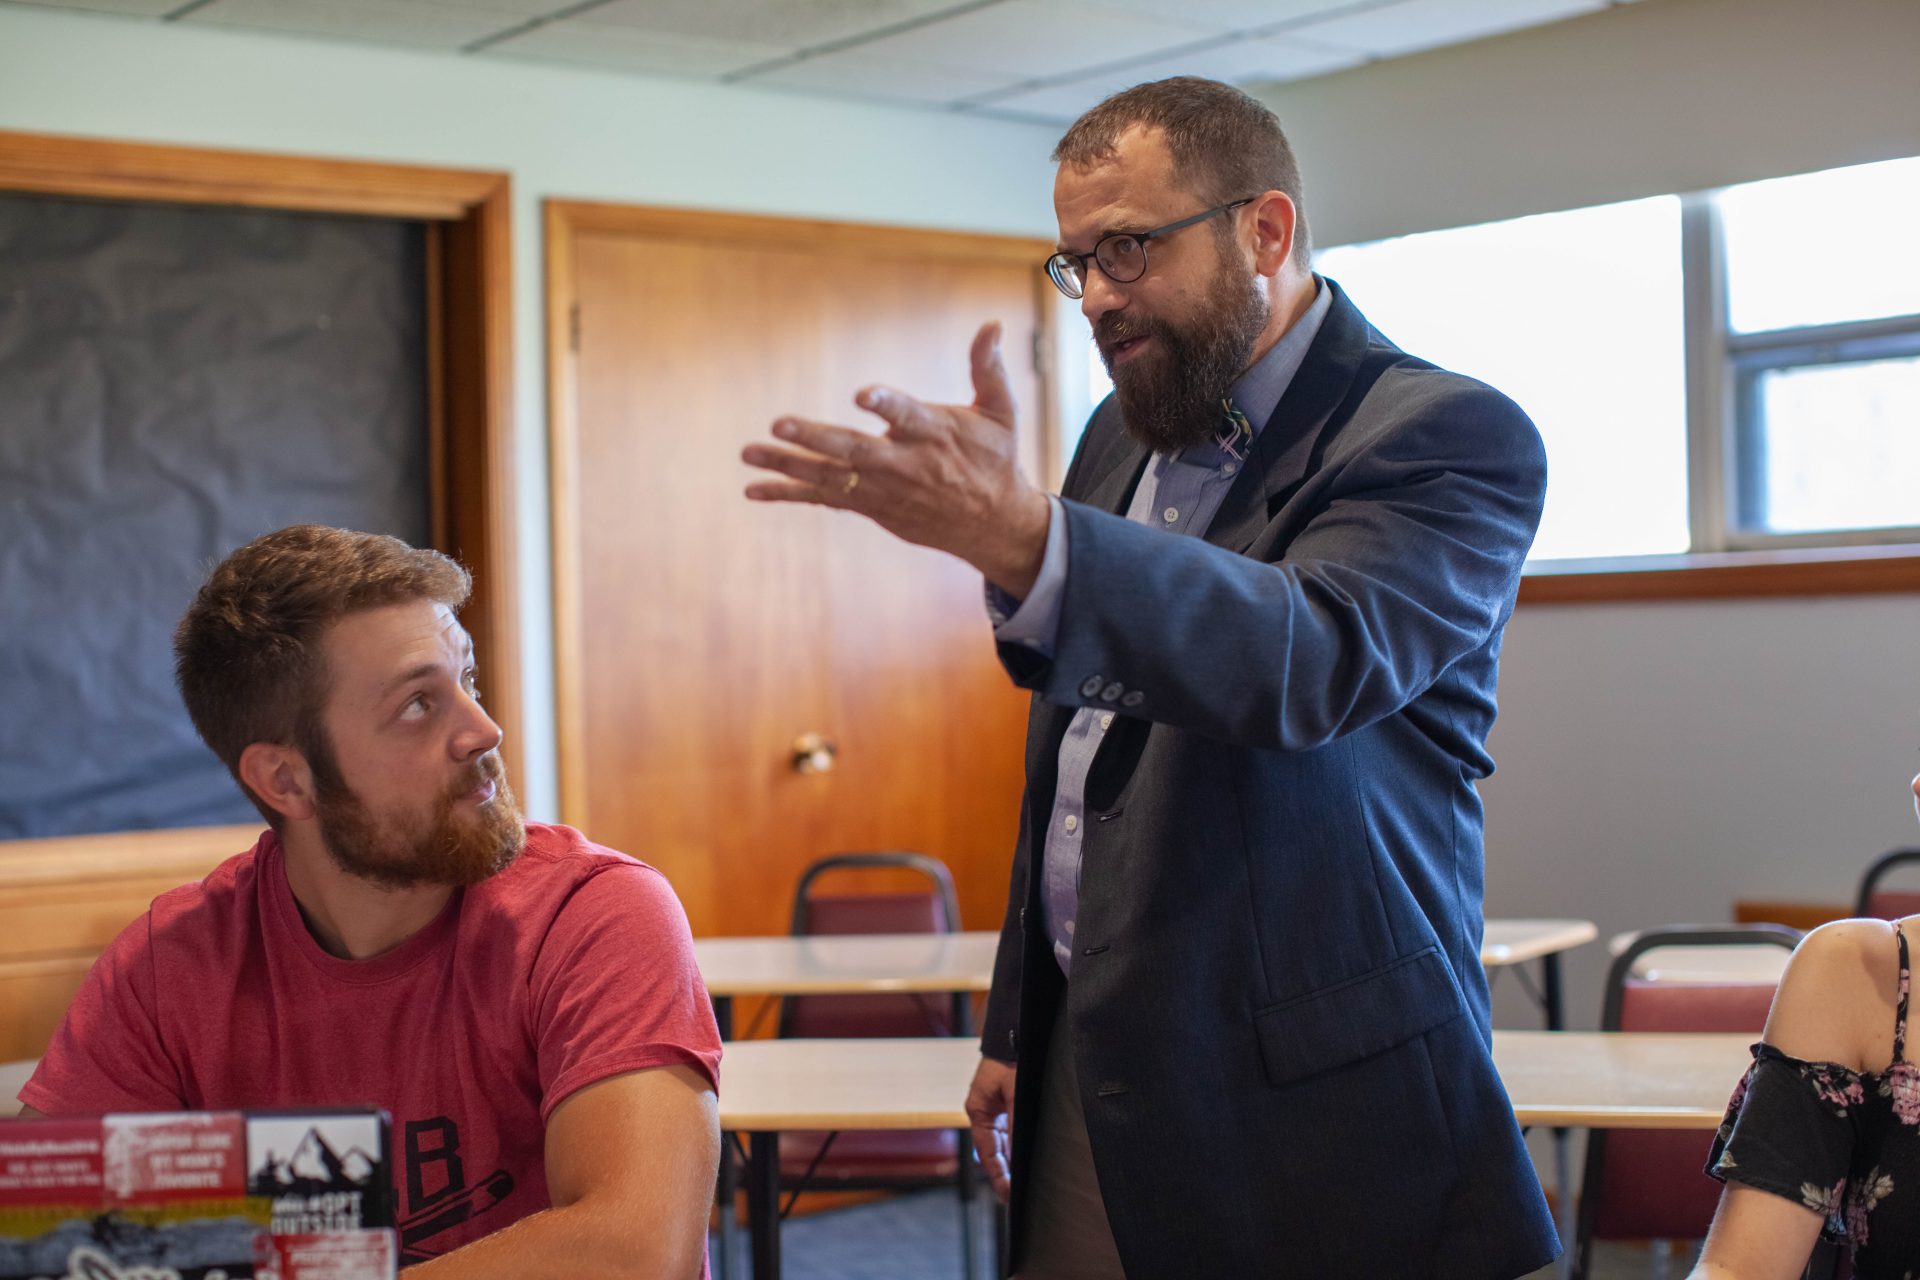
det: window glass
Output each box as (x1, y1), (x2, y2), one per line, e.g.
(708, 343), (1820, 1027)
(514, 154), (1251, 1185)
(1721, 156), (1920, 334)
(1318, 197), (1689, 562)
(1743, 354), (1920, 535)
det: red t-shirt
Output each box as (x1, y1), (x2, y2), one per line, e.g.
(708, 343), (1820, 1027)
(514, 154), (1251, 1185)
(21, 822), (722, 1266)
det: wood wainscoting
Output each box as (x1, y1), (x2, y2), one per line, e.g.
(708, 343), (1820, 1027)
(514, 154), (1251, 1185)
(0, 825), (258, 1065)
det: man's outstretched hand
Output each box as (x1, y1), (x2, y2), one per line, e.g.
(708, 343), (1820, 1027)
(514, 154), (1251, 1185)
(742, 321), (1052, 599)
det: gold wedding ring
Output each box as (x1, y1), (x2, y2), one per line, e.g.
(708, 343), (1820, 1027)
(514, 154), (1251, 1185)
(841, 470), (860, 495)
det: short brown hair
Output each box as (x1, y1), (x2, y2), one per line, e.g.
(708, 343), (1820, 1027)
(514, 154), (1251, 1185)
(1054, 76), (1311, 268)
(174, 524), (471, 824)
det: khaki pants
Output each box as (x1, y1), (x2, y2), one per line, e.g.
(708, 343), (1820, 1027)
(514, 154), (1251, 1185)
(1017, 1005), (1128, 1280)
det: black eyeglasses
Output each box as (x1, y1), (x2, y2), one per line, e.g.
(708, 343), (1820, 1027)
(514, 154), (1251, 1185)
(1043, 197), (1255, 299)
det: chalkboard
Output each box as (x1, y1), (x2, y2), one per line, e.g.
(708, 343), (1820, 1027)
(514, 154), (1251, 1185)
(0, 193), (430, 839)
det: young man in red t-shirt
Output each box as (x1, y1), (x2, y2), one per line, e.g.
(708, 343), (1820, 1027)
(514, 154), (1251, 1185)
(18, 524), (723, 1277)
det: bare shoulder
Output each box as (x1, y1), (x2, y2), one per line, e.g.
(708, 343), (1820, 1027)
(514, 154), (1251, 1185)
(1764, 918), (1905, 1072)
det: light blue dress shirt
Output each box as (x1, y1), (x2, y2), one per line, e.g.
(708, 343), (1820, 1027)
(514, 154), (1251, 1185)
(989, 279), (1332, 976)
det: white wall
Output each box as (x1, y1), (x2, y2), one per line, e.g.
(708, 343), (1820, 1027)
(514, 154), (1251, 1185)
(1261, 0), (1920, 248)
(1258, 0), (1920, 1032)
(0, 5), (1060, 819)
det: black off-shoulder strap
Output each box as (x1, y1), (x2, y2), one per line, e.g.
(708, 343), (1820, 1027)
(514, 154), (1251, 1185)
(1896, 924), (1912, 1063)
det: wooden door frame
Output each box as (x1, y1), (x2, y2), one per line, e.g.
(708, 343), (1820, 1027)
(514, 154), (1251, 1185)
(0, 130), (520, 882)
(544, 198), (1058, 832)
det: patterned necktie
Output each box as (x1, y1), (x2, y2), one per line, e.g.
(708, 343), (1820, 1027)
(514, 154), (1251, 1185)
(1215, 399), (1253, 463)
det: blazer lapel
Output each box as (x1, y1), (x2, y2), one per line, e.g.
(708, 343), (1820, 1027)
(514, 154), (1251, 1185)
(1204, 281), (1374, 555)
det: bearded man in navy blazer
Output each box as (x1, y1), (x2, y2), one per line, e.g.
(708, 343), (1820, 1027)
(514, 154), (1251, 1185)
(744, 77), (1559, 1279)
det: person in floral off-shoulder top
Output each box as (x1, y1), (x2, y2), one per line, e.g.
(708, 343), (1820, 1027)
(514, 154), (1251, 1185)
(1690, 775), (1920, 1279)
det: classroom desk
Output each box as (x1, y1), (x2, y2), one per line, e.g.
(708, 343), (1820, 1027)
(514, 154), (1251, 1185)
(718, 1030), (1750, 1280)
(696, 919), (1597, 1035)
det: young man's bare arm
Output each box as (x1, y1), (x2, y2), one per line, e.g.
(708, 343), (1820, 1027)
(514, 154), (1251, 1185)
(405, 1063), (719, 1279)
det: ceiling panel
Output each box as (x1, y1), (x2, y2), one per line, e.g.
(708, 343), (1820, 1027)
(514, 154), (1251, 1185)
(747, 48), (1027, 105)
(487, 19), (790, 76)
(2, 0), (184, 15)
(1078, 0), (1373, 33)
(182, 0), (530, 49)
(851, 0), (1221, 81)
(1290, 0), (1604, 58)
(582, 0), (967, 49)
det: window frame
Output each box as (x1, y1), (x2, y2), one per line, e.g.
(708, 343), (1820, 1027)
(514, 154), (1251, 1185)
(1527, 181), (1920, 603)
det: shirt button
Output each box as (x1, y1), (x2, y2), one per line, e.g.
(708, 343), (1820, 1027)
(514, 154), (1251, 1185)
(1223, 462), (1239, 476)
(1162, 506), (1179, 523)
(1064, 814), (1078, 832)
(1100, 713), (1113, 730)
(1065, 920), (1076, 935)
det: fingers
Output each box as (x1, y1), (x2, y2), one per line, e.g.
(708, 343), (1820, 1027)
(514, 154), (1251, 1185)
(970, 1117), (1011, 1202)
(855, 385), (947, 443)
(769, 415), (881, 464)
(741, 441), (854, 490)
(969, 321), (1017, 427)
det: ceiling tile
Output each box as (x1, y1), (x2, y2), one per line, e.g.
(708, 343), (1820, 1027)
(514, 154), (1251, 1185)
(1108, 32), (1368, 85)
(746, 48), (1026, 105)
(963, 73), (1135, 123)
(581, 0), (966, 49)
(1077, 0), (1365, 33)
(486, 19), (791, 76)
(853, 0), (1221, 81)
(183, 0), (531, 49)
(0, 0), (183, 15)
(1289, 0), (1603, 59)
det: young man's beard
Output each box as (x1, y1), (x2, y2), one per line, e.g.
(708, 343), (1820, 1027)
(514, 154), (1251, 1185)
(1098, 258), (1270, 455)
(306, 734), (525, 890)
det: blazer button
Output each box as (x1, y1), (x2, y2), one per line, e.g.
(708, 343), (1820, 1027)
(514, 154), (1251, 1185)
(1079, 675), (1105, 698)
(1100, 682), (1123, 703)
(1121, 691), (1144, 708)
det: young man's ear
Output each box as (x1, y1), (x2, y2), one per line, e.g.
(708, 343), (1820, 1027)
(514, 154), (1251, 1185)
(237, 742), (317, 823)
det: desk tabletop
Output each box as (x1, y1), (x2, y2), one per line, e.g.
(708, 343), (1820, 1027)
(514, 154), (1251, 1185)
(715, 1031), (1750, 1133)
(694, 932), (1001, 996)
(1480, 919), (1599, 967)
(695, 919), (1597, 997)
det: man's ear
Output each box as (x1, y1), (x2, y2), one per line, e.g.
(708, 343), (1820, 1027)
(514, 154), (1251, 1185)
(237, 742), (317, 823)
(1248, 190), (1297, 278)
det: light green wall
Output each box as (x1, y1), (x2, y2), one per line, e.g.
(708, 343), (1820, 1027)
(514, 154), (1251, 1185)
(0, 4), (1060, 817)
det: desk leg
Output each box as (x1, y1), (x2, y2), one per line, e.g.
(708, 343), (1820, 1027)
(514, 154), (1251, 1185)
(747, 1132), (780, 1280)
(1543, 953), (1572, 1280)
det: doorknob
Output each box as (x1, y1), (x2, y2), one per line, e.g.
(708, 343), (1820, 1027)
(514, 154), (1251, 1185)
(791, 732), (837, 775)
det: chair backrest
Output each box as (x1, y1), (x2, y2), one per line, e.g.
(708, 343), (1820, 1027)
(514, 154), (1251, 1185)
(781, 852), (964, 1040)
(1856, 848), (1920, 921)
(1578, 925), (1801, 1268)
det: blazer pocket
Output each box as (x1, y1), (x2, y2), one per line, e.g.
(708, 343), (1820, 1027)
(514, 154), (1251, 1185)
(1251, 946), (1464, 1088)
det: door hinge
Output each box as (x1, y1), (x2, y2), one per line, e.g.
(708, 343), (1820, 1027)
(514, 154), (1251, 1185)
(569, 303), (581, 353)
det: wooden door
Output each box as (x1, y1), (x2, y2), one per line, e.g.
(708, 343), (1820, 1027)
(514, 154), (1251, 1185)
(549, 204), (1055, 943)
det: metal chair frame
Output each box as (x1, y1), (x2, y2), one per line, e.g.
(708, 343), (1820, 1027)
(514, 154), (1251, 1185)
(1854, 847), (1920, 918)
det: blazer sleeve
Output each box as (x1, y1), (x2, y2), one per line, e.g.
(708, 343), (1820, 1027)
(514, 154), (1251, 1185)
(1008, 373), (1547, 752)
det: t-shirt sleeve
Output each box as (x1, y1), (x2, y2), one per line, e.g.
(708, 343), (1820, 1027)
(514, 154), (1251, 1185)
(1705, 1043), (1860, 1240)
(529, 864), (722, 1120)
(17, 912), (187, 1115)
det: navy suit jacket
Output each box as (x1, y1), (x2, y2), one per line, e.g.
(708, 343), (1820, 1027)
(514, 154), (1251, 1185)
(981, 282), (1560, 1278)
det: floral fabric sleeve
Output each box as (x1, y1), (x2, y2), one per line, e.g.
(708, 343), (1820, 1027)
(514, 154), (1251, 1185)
(1705, 1044), (1861, 1241)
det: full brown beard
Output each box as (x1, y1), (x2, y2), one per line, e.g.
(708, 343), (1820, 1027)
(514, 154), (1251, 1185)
(308, 737), (525, 890)
(1097, 250), (1270, 454)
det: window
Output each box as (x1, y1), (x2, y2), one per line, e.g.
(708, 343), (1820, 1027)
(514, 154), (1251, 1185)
(1315, 155), (1920, 578)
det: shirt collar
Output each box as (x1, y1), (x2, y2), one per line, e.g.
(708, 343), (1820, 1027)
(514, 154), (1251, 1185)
(1179, 275), (1331, 469)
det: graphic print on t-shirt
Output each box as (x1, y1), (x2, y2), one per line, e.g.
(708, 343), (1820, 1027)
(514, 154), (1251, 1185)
(396, 1116), (515, 1265)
